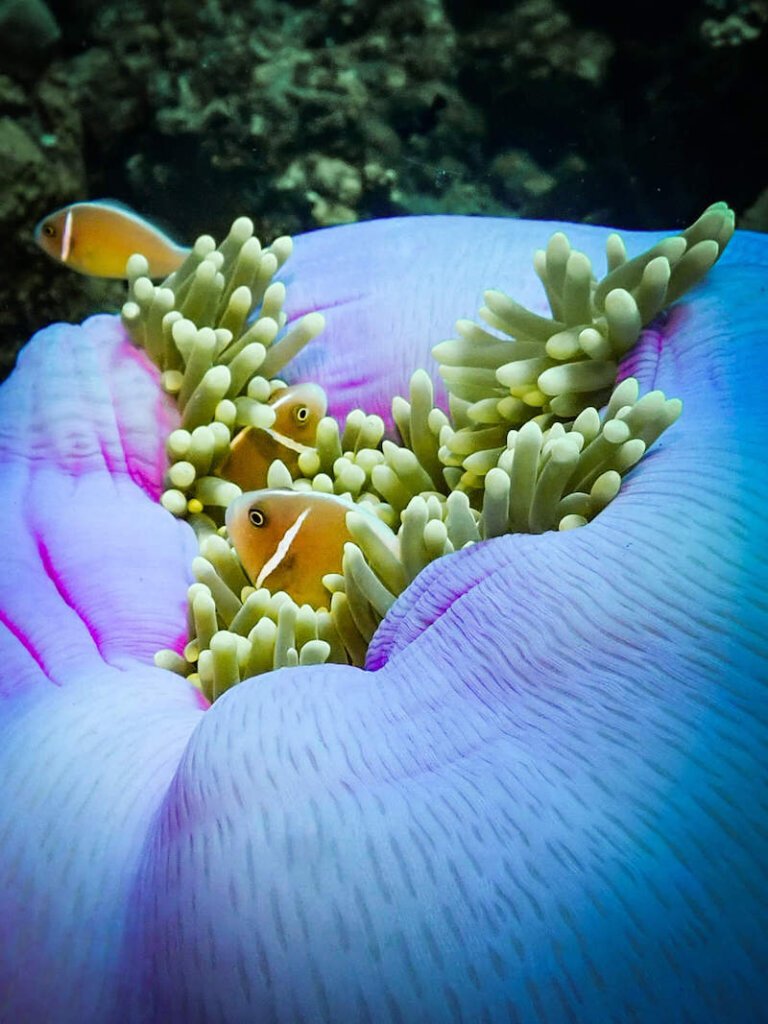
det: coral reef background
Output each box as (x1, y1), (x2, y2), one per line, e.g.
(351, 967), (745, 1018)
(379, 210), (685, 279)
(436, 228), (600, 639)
(0, 0), (766, 377)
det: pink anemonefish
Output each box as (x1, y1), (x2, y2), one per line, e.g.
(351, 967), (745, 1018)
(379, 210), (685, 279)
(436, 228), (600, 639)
(220, 384), (328, 492)
(226, 489), (355, 607)
(34, 200), (189, 279)
(226, 489), (393, 609)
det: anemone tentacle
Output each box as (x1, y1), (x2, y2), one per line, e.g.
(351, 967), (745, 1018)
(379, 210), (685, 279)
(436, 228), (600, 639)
(138, 209), (728, 693)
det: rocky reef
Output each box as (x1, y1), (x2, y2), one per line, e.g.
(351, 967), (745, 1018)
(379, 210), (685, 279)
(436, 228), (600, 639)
(1, 0), (766, 375)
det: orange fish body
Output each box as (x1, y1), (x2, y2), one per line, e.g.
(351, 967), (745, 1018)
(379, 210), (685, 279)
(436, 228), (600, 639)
(226, 489), (355, 608)
(220, 383), (327, 491)
(34, 200), (189, 279)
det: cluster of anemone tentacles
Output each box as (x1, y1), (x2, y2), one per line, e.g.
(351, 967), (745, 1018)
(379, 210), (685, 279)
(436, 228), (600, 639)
(121, 203), (734, 702)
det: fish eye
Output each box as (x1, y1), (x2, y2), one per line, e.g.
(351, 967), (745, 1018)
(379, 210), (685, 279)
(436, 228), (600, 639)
(43, 223), (56, 237)
(293, 405), (310, 424)
(248, 507), (266, 528)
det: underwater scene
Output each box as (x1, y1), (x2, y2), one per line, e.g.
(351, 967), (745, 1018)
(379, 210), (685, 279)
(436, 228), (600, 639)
(1, 0), (767, 1021)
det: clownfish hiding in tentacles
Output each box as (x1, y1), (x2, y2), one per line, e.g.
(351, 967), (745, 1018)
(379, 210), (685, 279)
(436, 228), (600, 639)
(219, 383), (328, 492)
(226, 489), (357, 608)
(34, 200), (189, 279)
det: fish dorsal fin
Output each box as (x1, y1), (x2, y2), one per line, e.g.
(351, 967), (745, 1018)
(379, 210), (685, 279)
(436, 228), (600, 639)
(87, 198), (186, 248)
(90, 197), (140, 214)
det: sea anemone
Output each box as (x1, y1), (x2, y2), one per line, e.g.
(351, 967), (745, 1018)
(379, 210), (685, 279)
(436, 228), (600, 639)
(0, 213), (766, 1021)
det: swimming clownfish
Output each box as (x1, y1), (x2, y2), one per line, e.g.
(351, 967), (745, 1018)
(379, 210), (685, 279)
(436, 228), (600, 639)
(34, 200), (190, 279)
(226, 489), (370, 608)
(220, 383), (328, 492)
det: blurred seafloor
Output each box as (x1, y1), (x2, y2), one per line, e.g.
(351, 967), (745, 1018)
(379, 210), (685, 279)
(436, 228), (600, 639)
(0, 0), (766, 378)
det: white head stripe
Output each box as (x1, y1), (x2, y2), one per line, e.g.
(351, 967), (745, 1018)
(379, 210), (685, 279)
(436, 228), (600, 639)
(61, 209), (74, 262)
(255, 507), (311, 588)
(263, 428), (312, 455)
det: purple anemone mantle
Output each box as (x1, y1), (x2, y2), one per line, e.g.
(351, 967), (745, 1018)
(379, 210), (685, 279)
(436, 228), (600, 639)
(1, 217), (767, 1023)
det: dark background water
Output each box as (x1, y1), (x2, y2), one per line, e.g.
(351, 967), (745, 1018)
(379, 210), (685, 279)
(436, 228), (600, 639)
(0, 0), (765, 376)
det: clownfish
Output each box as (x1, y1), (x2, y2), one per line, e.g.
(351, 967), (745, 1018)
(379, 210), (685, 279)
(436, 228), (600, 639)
(34, 200), (189, 279)
(226, 489), (357, 607)
(220, 383), (328, 492)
